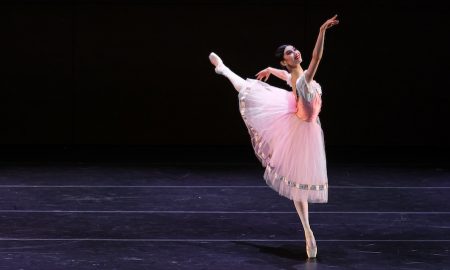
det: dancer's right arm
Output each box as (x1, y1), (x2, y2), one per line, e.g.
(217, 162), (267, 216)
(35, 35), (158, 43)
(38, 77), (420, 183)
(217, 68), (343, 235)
(256, 67), (289, 82)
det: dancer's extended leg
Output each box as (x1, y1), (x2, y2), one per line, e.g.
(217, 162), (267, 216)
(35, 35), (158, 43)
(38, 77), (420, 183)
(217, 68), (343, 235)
(209, 52), (246, 92)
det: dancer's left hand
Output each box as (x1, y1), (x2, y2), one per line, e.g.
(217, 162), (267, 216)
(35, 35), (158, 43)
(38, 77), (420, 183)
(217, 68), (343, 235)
(256, 68), (271, 81)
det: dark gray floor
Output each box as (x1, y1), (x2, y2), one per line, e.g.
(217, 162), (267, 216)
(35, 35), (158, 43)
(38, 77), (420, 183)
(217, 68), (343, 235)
(0, 160), (449, 269)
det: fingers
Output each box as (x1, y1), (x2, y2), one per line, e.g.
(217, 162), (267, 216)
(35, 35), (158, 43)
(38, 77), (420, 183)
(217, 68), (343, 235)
(255, 70), (270, 81)
(255, 74), (269, 81)
(255, 71), (266, 77)
(328, 14), (339, 25)
(329, 14), (338, 21)
(327, 16), (339, 28)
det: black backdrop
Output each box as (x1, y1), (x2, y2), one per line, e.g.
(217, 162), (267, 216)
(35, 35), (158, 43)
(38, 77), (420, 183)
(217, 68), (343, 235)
(0, 0), (449, 148)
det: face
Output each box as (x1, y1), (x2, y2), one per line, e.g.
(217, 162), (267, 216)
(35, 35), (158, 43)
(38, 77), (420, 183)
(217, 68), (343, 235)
(283, 45), (302, 67)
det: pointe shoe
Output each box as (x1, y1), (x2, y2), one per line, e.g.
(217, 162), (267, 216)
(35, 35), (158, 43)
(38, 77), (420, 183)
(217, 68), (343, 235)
(208, 52), (226, 75)
(306, 242), (317, 258)
(306, 233), (317, 258)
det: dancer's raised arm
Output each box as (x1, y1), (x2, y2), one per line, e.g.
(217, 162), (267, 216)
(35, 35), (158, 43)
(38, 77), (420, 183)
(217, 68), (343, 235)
(256, 67), (289, 82)
(306, 15), (339, 84)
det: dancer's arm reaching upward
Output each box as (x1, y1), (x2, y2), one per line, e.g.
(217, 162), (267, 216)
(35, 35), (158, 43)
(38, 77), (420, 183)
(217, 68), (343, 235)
(306, 15), (339, 84)
(255, 67), (289, 82)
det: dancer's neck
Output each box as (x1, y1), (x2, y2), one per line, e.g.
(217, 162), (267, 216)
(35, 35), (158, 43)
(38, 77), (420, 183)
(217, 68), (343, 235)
(287, 65), (304, 77)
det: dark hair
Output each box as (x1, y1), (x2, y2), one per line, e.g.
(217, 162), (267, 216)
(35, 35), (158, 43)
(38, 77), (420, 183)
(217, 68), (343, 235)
(275, 45), (288, 62)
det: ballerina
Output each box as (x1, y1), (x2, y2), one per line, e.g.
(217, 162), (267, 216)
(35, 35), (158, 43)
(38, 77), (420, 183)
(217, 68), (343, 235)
(209, 15), (339, 258)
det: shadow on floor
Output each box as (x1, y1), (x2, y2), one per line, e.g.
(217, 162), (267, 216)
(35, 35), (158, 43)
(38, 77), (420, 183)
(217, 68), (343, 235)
(232, 241), (321, 269)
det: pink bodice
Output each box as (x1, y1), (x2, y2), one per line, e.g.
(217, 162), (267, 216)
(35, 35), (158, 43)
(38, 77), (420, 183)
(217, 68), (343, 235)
(287, 71), (323, 123)
(295, 90), (322, 122)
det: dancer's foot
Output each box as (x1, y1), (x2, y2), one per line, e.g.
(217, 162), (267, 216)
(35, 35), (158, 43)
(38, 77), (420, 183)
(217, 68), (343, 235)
(209, 52), (226, 75)
(305, 230), (317, 258)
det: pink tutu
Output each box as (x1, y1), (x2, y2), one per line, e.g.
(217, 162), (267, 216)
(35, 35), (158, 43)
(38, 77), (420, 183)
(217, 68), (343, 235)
(238, 77), (328, 203)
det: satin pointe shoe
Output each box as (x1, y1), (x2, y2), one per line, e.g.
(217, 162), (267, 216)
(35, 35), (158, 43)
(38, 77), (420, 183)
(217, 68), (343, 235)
(306, 232), (317, 258)
(208, 52), (226, 75)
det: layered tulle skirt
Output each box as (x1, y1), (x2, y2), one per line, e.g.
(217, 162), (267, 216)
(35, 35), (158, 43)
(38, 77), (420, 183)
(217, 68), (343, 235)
(239, 79), (328, 203)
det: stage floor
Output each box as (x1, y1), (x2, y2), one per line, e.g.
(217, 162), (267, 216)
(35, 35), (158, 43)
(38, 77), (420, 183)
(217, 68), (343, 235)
(0, 159), (449, 269)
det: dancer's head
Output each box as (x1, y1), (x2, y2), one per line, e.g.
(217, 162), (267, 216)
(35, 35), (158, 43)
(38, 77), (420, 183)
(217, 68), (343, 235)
(275, 45), (302, 71)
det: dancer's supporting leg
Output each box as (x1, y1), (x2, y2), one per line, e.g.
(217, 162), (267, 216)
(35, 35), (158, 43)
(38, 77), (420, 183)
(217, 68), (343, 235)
(209, 52), (246, 92)
(294, 200), (317, 258)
